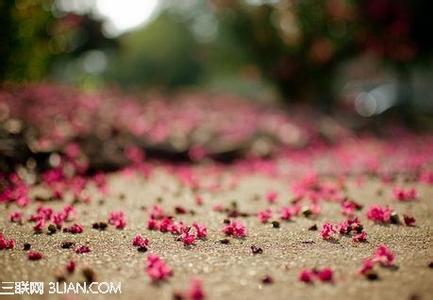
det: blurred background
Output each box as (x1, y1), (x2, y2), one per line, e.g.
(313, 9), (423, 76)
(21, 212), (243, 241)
(1, 0), (433, 113)
(1, 0), (433, 171)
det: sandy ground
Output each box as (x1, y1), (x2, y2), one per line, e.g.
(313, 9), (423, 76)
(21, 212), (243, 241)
(0, 169), (432, 300)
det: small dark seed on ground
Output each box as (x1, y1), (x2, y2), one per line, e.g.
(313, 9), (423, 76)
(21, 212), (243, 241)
(223, 219), (230, 224)
(82, 268), (96, 283)
(301, 240), (315, 244)
(23, 243), (31, 250)
(408, 294), (421, 300)
(220, 239), (230, 244)
(366, 272), (379, 281)
(390, 212), (400, 224)
(92, 222), (108, 230)
(48, 224), (57, 234)
(302, 208), (312, 218)
(175, 206), (187, 214)
(262, 275), (273, 284)
(137, 246), (148, 252)
(428, 261), (433, 268)
(173, 291), (184, 300)
(272, 221), (280, 228)
(61, 241), (75, 249)
(251, 245), (263, 254)
(308, 224), (318, 231)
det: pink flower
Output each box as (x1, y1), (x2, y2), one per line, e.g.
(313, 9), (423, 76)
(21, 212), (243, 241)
(352, 231), (367, 242)
(65, 224), (84, 234)
(316, 267), (334, 282)
(52, 213), (66, 229)
(280, 206), (293, 221)
(181, 228), (196, 246)
(159, 217), (173, 233)
(66, 260), (76, 273)
(341, 199), (362, 216)
(193, 223), (208, 239)
(320, 223), (336, 240)
(169, 221), (185, 235)
(108, 211), (126, 229)
(366, 205), (393, 223)
(359, 244), (395, 275)
(223, 220), (247, 238)
(212, 204), (224, 212)
(0, 233), (15, 250)
(132, 234), (150, 248)
(257, 209), (272, 223)
(28, 251), (43, 260)
(195, 195), (204, 206)
(392, 187), (417, 202)
(149, 205), (164, 220)
(419, 170), (433, 184)
(337, 217), (363, 235)
(33, 219), (45, 233)
(75, 245), (91, 254)
(265, 191), (278, 204)
(187, 278), (206, 300)
(147, 218), (159, 230)
(298, 269), (314, 283)
(9, 211), (22, 223)
(299, 267), (334, 283)
(358, 258), (374, 275)
(373, 244), (395, 267)
(403, 215), (416, 226)
(146, 254), (173, 282)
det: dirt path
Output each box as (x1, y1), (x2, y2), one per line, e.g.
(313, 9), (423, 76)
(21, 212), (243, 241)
(1, 169), (432, 300)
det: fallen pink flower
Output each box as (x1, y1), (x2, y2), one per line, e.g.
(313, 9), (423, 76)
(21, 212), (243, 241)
(341, 199), (362, 216)
(359, 258), (374, 275)
(373, 244), (395, 267)
(212, 204), (224, 212)
(257, 209), (272, 224)
(65, 224), (84, 234)
(366, 205), (393, 223)
(187, 278), (206, 300)
(195, 195), (204, 206)
(75, 245), (91, 254)
(108, 211), (126, 229)
(280, 206), (293, 221)
(393, 187), (417, 202)
(147, 218), (159, 230)
(169, 221), (185, 235)
(403, 215), (416, 226)
(66, 260), (76, 273)
(315, 267), (334, 282)
(320, 223), (336, 240)
(132, 234), (150, 248)
(298, 269), (314, 283)
(223, 220), (248, 238)
(146, 254), (173, 282)
(0, 233), (15, 250)
(9, 211), (22, 223)
(28, 251), (43, 260)
(33, 219), (45, 233)
(159, 217), (173, 233)
(193, 223), (208, 239)
(265, 191), (278, 204)
(181, 228), (196, 246)
(149, 205), (164, 220)
(359, 244), (395, 275)
(352, 231), (367, 242)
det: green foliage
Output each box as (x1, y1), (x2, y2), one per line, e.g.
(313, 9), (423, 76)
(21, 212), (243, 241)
(0, 0), (56, 81)
(108, 13), (203, 88)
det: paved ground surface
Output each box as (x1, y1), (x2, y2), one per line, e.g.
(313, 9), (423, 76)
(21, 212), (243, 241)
(1, 169), (432, 300)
